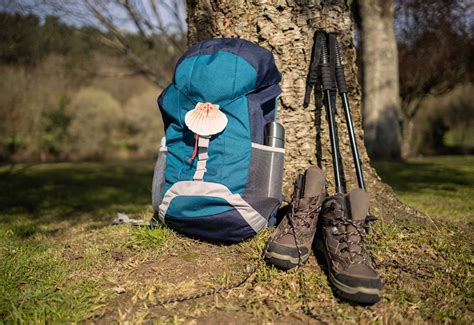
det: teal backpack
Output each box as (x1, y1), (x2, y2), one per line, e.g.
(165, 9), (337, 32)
(152, 38), (285, 242)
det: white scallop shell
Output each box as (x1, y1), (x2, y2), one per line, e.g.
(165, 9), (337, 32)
(184, 102), (228, 136)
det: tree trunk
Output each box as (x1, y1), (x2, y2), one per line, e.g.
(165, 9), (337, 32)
(186, 0), (409, 220)
(401, 116), (416, 158)
(357, 0), (401, 160)
(400, 98), (422, 158)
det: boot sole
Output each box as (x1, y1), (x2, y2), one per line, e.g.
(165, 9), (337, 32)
(314, 240), (381, 304)
(264, 250), (310, 270)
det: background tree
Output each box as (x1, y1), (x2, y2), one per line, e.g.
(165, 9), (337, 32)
(395, 0), (474, 157)
(355, 0), (401, 160)
(186, 0), (407, 218)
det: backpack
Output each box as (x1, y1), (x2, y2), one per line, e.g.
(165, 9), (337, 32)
(152, 38), (284, 243)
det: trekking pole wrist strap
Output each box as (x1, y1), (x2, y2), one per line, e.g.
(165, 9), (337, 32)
(304, 31), (326, 107)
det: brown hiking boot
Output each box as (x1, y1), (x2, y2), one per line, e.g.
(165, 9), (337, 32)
(315, 188), (382, 304)
(264, 166), (327, 270)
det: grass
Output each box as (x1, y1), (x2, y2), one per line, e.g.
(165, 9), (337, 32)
(0, 161), (163, 322)
(0, 156), (472, 323)
(373, 155), (474, 223)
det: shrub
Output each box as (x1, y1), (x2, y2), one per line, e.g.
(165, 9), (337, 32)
(65, 88), (123, 160)
(123, 89), (164, 158)
(0, 55), (163, 162)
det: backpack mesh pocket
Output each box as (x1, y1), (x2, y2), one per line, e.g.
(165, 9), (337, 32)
(244, 143), (284, 200)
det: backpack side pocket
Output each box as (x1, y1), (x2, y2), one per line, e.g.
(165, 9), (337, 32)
(152, 137), (167, 211)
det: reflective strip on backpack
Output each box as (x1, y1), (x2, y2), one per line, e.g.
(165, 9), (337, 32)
(158, 181), (268, 232)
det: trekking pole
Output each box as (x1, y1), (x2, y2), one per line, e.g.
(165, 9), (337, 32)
(320, 35), (344, 194)
(332, 35), (366, 191)
(331, 35), (378, 229)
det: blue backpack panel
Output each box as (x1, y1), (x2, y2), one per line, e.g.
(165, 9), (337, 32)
(152, 38), (284, 243)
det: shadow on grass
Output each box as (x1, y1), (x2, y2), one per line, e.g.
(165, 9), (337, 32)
(372, 157), (473, 194)
(0, 161), (155, 234)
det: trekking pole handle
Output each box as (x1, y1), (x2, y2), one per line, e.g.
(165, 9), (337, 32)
(320, 38), (333, 91)
(334, 41), (348, 94)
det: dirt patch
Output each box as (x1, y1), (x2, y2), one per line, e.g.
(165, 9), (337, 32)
(62, 248), (84, 261)
(110, 249), (127, 262)
(99, 238), (259, 322)
(129, 241), (251, 283)
(195, 310), (253, 324)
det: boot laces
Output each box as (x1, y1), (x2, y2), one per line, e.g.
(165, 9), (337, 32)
(327, 203), (368, 265)
(290, 198), (321, 229)
(281, 193), (321, 236)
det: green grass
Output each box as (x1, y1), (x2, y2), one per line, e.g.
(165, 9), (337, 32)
(367, 215), (472, 322)
(0, 230), (104, 322)
(373, 155), (474, 223)
(0, 157), (472, 323)
(0, 161), (168, 322)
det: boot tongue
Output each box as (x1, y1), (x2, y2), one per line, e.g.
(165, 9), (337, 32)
(347, 188), (369, 221)
(302, 166), (325, 198)
(298, 166), (325, 210)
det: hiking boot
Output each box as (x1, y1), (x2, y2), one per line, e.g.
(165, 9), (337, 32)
(315, 188), (382, 304)
(264, 166), (327, 270)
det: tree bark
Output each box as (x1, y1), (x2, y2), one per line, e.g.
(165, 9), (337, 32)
(186, 0), (411, 220)
(357, 0), (401, 160)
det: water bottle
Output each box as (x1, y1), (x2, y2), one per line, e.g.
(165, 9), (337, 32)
(263, 122), (285, 199)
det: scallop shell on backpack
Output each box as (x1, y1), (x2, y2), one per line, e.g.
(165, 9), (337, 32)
(184, 102), (228, 136)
